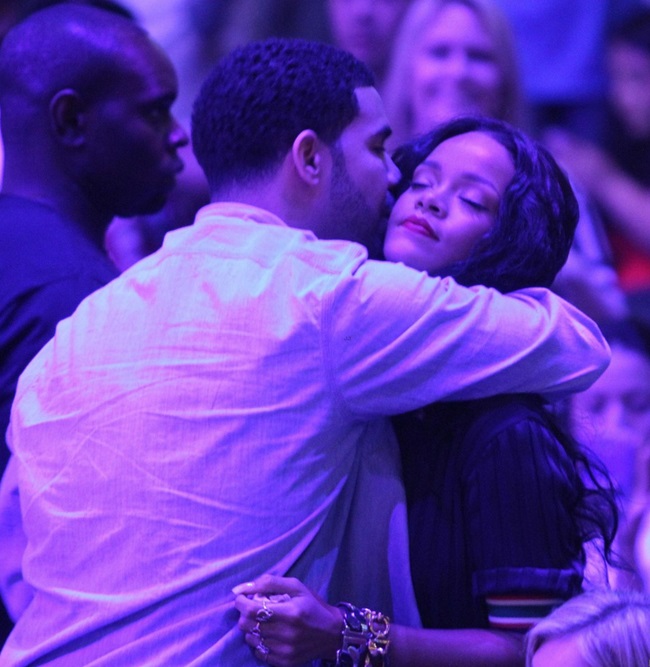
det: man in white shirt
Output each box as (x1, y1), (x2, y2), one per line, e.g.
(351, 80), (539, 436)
(1, 37), (609, 666)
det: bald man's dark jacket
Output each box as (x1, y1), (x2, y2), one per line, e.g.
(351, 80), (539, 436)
(0, 194), (118, 474)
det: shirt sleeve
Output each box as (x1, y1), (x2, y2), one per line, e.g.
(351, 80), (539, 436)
(323, 259), (610, 416)
(0, 456), (32, 621)
(464, 416), (584, 600)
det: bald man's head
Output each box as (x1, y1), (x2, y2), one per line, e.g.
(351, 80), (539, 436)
(0, 3), (188, 228)
(0, 5), (151, 112)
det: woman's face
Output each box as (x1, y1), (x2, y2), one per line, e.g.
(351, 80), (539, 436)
(410, 2), (503, 134)
(383, 131), (514, 274)
(569, 341), (650, 497)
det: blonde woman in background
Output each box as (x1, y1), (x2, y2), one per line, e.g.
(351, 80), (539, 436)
(525, 589), (650, 667)
(382, 0), (523, 146)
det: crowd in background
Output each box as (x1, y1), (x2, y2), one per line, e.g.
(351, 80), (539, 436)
(2, 0), (650, 663)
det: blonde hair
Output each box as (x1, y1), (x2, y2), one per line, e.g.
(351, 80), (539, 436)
(383, 0), (524, 145)
(525, 589), (650, 667)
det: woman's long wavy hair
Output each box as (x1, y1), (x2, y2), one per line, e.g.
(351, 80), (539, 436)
(392, 115), (619, 564)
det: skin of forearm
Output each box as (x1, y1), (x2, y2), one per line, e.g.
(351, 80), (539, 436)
(387, 624), (525, 667)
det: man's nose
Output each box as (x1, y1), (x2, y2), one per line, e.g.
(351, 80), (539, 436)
(386, 154), (401, 187)
(169, 117), (189, 149)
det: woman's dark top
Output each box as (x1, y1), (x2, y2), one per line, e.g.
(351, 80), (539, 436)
(395, 394), (584, 629)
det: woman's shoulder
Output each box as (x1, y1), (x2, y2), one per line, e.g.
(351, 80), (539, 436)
(456, 395), (576, 482)
(397, 394), (551, 455)
(434, 394), (572, 471)
(464, 393), (548, 430)
(397, 394), (571, 481)
(426, 394), (550, 442)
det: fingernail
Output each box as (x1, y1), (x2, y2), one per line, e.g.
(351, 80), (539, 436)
(232, 582), (254, 595)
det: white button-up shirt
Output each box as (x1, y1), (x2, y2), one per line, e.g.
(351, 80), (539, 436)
(1, 203), (608, 666)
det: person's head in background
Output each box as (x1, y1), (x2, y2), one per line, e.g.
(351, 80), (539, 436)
(525, 589), (650, 667)
(384, 115), (577, 292)
(383, 0), (522, 146)
(192, 37), (400, 253)
(569, 320), (650, 498)
(0, 3), (188, 245)
(19, 0), (133, 20)
(607, 8), (650, 141)
(326, 0), (412, 90)
(0, 0), (137, 190)
(1, 0), (135, 42)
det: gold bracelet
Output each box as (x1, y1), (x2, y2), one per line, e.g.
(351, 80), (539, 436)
(334, 603), (391, 667)
(363, 608), (390, 667)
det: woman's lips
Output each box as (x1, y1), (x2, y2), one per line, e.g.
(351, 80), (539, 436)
(401, 215), (439, 240)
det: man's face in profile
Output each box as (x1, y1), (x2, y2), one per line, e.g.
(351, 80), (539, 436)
(321, 87), (400, 252)
(82, 40), (188, 218)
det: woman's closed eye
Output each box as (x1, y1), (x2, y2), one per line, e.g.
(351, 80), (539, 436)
(459, 196), (489, 211)
(458, 186), (496, 212)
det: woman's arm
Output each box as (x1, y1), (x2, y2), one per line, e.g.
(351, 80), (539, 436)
(233, 575), (524, 667)
(390, 624), (523, 667)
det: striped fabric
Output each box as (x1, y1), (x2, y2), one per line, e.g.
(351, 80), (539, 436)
(486, 595), (565, 631)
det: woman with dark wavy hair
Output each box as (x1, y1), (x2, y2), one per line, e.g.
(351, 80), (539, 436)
(233, 116), (619, 667)
(385, 115), (579, 292)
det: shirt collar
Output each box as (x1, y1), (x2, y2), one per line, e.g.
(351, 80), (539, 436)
(195, 202), (287, 229)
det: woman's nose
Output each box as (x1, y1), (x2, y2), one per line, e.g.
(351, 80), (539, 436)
(443, 50), (471, 80)
(417, 188), (446, 215)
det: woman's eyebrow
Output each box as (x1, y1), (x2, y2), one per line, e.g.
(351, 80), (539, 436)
(418, 159), (499, 194)
(459, 173), (500, 194)
(413, 160), (440, 177)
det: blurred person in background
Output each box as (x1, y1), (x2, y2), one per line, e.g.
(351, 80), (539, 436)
(493, 0), (642, 143)
(325, 0), (412, 93)
(568, 320), (650, 592)
(383, 0), (522, 147)
(547, 8), (650, 330)
(633, 447), (650, 591)
(569, 321), (650, 501)
(525, 589), (650, 667)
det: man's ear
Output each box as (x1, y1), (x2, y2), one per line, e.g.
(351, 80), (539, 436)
(49, 89), (86, 147)
(291, 129), (327, 186)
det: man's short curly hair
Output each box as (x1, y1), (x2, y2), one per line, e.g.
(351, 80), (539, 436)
(191, 38), (374, 192)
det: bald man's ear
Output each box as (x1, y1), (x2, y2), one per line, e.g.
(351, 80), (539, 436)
(50, 89), (86, 147)
(291, 129), (327, 186)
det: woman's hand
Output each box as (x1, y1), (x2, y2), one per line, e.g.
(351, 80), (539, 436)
(233, 574), (343, 666)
